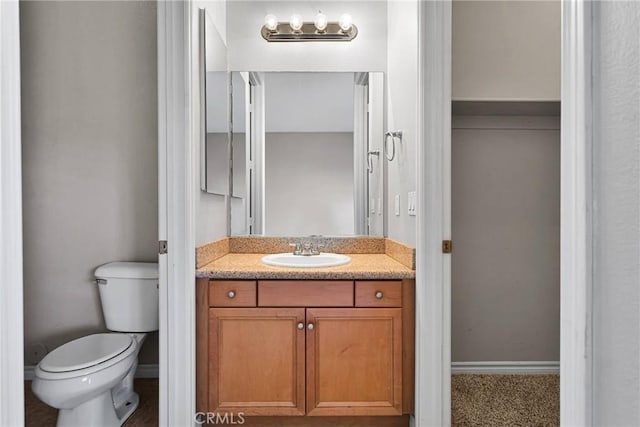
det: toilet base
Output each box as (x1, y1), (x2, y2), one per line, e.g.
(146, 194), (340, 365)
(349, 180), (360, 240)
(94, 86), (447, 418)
(115, 391), (139, 425)
(55, 389), (139, 427)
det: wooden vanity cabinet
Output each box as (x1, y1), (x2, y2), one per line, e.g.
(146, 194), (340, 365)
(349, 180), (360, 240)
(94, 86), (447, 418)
(197, 279), (415, 420)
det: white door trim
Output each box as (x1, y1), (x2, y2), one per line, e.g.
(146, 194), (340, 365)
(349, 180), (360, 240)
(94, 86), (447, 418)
(0, 1), (25, 425)
(416, 1), (452, 425)
(157, 1), (197, 425)
(560, 1), (594, 425)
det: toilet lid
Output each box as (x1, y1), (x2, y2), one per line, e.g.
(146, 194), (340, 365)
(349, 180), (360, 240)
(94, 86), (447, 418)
(40, 333), (133, 373)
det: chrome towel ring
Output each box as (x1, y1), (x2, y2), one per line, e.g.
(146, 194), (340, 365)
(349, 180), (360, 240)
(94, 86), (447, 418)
(384, 130), (403, 161)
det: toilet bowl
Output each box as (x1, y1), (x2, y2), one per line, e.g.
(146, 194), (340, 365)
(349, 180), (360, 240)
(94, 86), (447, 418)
(31, 262), (158, 427)
(33, 333), (145, 426)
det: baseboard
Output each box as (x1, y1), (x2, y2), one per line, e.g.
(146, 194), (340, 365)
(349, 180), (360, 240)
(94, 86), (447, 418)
(135, 364), (160, 378)
(24, 364), (160, 381)
(24, 361), (556, 380)
(451, 361), (560, 375)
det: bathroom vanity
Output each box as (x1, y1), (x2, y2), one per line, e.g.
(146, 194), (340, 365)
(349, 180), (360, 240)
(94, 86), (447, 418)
(196, 237), (415, 426)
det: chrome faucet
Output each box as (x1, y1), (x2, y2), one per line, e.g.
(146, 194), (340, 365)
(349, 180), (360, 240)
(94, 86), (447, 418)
(289, 239), (325, 256)
(289, 242), (302, 255)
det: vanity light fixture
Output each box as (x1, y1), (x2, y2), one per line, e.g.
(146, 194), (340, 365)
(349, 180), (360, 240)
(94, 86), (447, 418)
(261, 11), (358, 42)
(289, 14), (303, 32)
(338, 13), (353, 32)
(264, 14), (278, 32)
(314, 12), (328, 32)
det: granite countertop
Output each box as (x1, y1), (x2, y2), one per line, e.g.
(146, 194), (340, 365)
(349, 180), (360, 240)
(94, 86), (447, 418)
(196, 253), (415, 280)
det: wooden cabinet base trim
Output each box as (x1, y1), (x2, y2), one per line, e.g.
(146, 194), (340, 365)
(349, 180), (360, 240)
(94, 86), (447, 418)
(238, 415), (410, 427)
(212, 407), (306, 417)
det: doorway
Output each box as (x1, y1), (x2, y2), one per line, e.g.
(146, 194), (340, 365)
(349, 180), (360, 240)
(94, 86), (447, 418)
(450, 1), (561, 424)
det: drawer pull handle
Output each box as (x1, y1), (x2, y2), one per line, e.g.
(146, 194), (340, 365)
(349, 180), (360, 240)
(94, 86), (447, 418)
(375, 291), (384, 299)
(227, 290), (236, 299)
(297, 322), (304, 330)
(307, 323), (314, 330)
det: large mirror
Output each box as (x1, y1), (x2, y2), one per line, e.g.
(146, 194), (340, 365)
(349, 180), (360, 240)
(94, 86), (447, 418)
(200, 9), (229, 195)
(229, 72), (385, 237)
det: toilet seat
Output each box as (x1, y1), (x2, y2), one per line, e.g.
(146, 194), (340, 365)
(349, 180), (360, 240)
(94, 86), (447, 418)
(40, 333), (133, 373)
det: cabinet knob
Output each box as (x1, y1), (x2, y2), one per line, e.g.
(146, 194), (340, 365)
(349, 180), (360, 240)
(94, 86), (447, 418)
(307, 323), (314, 330)
(297, 322), (304, 330)
(375, 291), (384, 299)
(227, 290), (236, 299)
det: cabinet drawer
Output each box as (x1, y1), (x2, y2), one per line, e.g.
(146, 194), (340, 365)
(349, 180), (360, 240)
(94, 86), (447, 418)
(355, 281), (402, 307)
(258, 281), (354, 307)
(209, 281), (256, 307)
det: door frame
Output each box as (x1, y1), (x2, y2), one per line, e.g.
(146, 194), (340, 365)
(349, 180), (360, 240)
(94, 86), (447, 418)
(0, 1), (25, 425)
(157, 1), (197, 425)
(415, 1), (452, 425)
(560, 1), (594, 424)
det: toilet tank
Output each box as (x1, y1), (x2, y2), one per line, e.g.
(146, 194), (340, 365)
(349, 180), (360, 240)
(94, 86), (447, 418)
(94, 262), (159, 332)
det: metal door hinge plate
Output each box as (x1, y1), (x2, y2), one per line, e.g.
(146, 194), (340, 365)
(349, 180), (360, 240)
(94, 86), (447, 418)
(159, 240), (168, 255)
(442, 240), (452, 254)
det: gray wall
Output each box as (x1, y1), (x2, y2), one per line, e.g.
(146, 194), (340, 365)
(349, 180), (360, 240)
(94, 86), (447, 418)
(265, 133), (354, 236)
(452, 0), (560, 101)
(452, 114), (560, 361)
(205, 133), (229, 195)
(592, 2), (640, 423)
(386, 0), (418, 247)
(21, 1), (159, 364)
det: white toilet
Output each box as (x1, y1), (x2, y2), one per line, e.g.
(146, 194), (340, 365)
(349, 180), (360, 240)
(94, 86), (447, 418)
(32, 262), (159, 427)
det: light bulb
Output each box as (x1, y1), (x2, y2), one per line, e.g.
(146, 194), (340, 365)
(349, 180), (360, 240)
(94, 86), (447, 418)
(289, 14), (303, 32)
(338, 13), (353, 32)
(264, 14), (278, 32)
(314, 11), (328, 32)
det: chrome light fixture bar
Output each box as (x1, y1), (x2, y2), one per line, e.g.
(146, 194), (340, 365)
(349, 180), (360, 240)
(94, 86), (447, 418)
(261, 13), (358, 42)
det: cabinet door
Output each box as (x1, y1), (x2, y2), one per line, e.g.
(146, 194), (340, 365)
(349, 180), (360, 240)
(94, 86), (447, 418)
(306, 308), (402, 416)
(209, 308), (305, 415)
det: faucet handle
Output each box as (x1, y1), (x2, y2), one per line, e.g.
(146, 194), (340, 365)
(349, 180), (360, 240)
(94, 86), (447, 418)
(289, 243), (302, 255)
(311, 242), (325, 255)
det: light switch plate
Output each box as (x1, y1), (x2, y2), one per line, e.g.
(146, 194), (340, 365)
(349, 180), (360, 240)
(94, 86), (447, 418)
(394, 195), (400, 216)
(408, 191), (417, 216)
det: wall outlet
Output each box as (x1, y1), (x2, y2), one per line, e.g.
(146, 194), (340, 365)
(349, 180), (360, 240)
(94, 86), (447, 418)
(408, 191), (417, 216)
(394, 194), (400, 216)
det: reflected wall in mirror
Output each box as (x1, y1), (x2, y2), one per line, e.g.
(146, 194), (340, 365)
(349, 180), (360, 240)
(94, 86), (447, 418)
(200, 8), (229, 195)
(230, 72), (385, 237)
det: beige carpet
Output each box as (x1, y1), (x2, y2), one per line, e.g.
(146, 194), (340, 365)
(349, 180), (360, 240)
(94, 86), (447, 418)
(452, 374), (560, 426)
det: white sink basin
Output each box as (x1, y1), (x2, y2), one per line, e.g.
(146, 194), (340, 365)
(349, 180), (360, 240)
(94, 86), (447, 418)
(261, 253), (352, 268)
